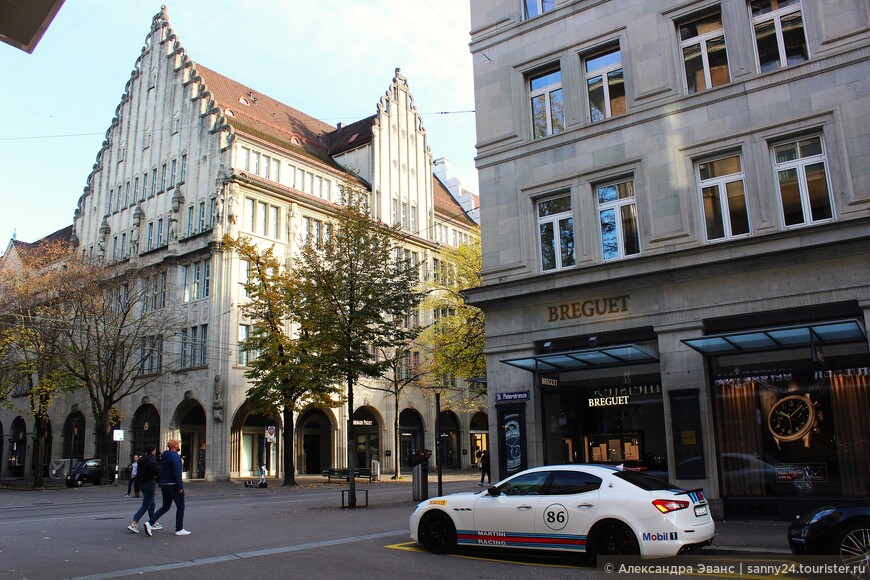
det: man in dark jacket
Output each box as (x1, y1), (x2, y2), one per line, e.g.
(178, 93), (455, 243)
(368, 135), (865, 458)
(127, 446), (161, 533)
(144, 439), (190, 536)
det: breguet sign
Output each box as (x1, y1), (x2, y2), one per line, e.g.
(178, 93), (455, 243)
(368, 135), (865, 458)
(547, 294), (630, 322)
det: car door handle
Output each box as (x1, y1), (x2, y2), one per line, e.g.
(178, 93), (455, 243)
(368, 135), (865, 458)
(578, 503), (594, 509)
(517, 505), (533, 510)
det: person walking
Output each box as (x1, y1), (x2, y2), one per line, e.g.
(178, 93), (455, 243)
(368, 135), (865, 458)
(479, 450), (490, 486)
(127, 446), (162, 534)
(125, 454), (139, 497)
(144, 439), (190, 537)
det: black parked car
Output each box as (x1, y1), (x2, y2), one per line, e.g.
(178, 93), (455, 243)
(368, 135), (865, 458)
(788, 499), (870, 572)
(66, 458), (103, 487)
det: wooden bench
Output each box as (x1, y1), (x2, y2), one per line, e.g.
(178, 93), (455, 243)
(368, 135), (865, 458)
(322, 468), (373, 482)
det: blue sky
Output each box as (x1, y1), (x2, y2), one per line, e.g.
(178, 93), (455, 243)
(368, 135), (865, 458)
(0, 1), (478, 244)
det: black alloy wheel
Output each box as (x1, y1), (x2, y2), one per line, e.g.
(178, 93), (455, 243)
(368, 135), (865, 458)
(837, 523), (870, 580)
(418, 511), (457, 554)
(590, 520), (640, 557)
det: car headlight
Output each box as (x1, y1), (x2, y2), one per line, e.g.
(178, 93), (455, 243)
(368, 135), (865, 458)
(807, 508), (836, 525)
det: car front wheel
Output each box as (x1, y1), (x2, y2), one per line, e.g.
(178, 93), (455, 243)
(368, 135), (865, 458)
(588, 520), (639, 558)
(418, 511), (457, 554)
(836, 523), (870, 573)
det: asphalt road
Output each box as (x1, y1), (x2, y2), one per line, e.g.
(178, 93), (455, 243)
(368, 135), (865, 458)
(0, 477), (794, 580)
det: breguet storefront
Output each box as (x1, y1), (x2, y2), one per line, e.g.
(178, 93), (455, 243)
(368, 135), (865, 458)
(492, 287), (870, 520)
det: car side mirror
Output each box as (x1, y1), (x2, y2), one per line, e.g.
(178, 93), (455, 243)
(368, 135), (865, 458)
(486, 486), (500, 497)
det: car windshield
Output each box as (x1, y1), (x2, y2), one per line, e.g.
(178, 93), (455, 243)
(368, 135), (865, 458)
(613, 470), (680, 491)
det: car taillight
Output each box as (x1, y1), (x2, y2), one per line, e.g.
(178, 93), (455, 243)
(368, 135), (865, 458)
(652, 499), (690, 513)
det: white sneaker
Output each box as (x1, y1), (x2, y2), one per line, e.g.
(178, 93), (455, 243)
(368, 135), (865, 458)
(175, 529), (191, 536)
(143, 522), (153, 537)
(127, 524), (139, 533)
(151, 523), (163, 530)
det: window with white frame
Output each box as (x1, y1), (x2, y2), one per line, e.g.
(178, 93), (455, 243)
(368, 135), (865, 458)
(244, 198), (255, 231)
(182, 258), (211, 302)
(124, 181), (130, 207)
(170, 158), (177, 188)
(772, 135), (833, 227)
(257, 201), (267, 234)
(302, 216), (324, 246)
(240, 260), (250, 298)
(180, 154), (187, 183)
(133, 177), (140, 203)
(750, 0), (808, 73)
(160, 163), (167, 192)
(597, 179), (640, 261)
(139, 335), (162, 374)
(529, 67), (564, 139)
(525, 0), (555, 19)
(181, 324), (208, 369)
(108, 189), (114, 214)
(151, 168), (157, 196)
(142, 172), (148, 198)
(198, 201), (206, 233)
(585, 47), (625, 122)
(146, 222), (154, 251)
(238, 324), (251, 366)
(697, 154), (750, 241)
(239, 147), (249, 171)
(537, 194), (575, 272)
(186, 206), (194, 237)
(680, 12), (730, 95)
(156, 218), (164, 246)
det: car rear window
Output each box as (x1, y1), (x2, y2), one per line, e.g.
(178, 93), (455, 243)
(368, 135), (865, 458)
(613, 470), (679, 491)
(547, 471), (601, 495)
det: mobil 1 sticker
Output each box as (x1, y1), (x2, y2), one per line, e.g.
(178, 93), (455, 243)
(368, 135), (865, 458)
(543, 503), (568, 530)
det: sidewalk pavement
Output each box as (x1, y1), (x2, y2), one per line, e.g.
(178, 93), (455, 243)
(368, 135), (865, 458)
(1, 470), (793, 555)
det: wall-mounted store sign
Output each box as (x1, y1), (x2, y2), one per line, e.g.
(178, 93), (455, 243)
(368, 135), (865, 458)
(496, 391), (530, 403)
(588, 395), (630, 407)
(540, 376), (558, 388)
(353, 419), (373, 426)
(547, 294), (630, 322)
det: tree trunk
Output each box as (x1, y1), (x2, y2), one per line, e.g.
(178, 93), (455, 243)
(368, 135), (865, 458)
(95, 413), (111, 486)
(392, 391), (401, 479)
(346, 372), (356, 508)
(32, 418), (46, 488)
(282, 406), (297, 486)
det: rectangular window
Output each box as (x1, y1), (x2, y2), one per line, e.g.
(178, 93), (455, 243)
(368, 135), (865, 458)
(401, 202), (408, 228)
(270, 206), (279, 239)
(392, 199), (399, 225)
(147, 222), (154, 251)
(157, 218), (164, 246)
(203, 259), (211, 297)
(108, 189), (114, 214)
(529, 67), (564, 139)
(142, 172), (149, 199)
(306, 172), (314, 194)
(182, 264), (191, 302)
(262, 155), (270, 178)
(238, 324), (250, 366)
(271, 159), (280, 182)
(257, 201), (267, 234)
(296, 167), (305, 191)
(111, 236), (118, 261)
(751, 0), (808, 73)
(525, 0), (555, 19)
(187, 206), (194, 237)
(170, 158), (177, 188)
(245, 198), (255, 231)
(240, 147), (250, 171)
(252, 151), (261, 175)
(773, 135), (833, 227)
(124, 181), (130, 207)
(120, 233), (127, 259)
(193, 261), (201, 300)
(189, 326), (198, 367)
(410, 205), (417, 233)
(151, 168), (157, 196)
(133, 177), (140, 203)
(199, 324), (208, 367)
(697, 154), (750, 241)
(198, 201), (206, 233)
(240, 260), (250, 298)
(680, 13), (730, 94)
(597, 179), (640, 261)
(159, 272), (166, 308)
(180, 154), (187, 183)
(160, 163), (167, 192)
(585, 48), (625, 122)
(537, 194), (575, 272)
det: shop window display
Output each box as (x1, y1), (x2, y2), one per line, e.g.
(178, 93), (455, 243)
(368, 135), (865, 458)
(712, 347), (870, 499)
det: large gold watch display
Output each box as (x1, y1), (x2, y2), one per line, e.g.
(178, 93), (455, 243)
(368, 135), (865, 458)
(767, 393), (822, 449)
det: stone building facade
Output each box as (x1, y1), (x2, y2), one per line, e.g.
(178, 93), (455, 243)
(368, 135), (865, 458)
(467, 0), (870, 518)
(0, 7), (482, 482)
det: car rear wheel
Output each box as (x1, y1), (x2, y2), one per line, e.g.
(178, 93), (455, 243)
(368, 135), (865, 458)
(588, 520), (639, 558)
(836, 523), (870, 572)
(418, 511), (457, 554)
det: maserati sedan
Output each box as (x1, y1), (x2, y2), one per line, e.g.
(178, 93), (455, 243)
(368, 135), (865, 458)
(410, 464), (714, 559)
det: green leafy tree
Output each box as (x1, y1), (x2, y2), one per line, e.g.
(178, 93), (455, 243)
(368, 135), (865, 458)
(223, 235), (342, 486)
(420, 233), (486, 399)
(0, 240), (77, 487)
(293, 182), (424, 507)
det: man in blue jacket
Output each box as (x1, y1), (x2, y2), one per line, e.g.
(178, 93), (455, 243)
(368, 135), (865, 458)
(145, 439), (190, 536)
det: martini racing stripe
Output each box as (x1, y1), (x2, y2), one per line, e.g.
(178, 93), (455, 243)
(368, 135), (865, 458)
(457, 530), (587, 551)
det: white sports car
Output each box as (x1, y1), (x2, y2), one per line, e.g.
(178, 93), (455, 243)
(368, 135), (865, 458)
(410, 464), (714, 558)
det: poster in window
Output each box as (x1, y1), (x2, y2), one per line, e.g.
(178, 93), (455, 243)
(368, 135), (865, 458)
(498, 404), (527, 479)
